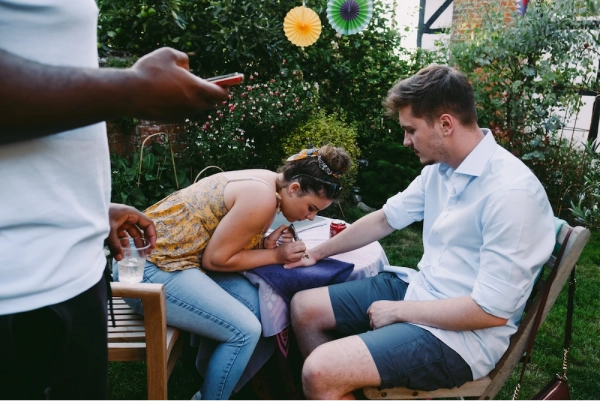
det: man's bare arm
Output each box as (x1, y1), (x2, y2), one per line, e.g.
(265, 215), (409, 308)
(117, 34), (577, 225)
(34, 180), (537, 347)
(285, 209), (395, 268)
(368, 295), (508, 331)
(0, 47), (228, 144)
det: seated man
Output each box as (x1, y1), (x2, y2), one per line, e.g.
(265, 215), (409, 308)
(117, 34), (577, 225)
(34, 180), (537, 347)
(287, 65), (556, 400)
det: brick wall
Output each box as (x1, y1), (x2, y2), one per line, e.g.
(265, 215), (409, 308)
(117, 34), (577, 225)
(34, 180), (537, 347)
(106, 120), (186, 157)
(451, 0), (517, 42)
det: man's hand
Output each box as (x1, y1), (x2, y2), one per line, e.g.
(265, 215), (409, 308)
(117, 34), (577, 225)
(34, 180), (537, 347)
(283, 250), (316, 269)
(367, 300), (403, 330)
(106, 203), (157, 261)
(128, 47), (230, 121)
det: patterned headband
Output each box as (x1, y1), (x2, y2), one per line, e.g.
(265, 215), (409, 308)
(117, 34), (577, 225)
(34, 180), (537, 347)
(286, 147), (340, 178)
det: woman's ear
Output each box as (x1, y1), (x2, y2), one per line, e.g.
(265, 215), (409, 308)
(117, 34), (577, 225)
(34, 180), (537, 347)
(288, 181), (301, 196)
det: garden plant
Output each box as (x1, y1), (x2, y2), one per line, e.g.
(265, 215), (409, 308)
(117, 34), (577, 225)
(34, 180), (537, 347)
(99, 0), (600, 398)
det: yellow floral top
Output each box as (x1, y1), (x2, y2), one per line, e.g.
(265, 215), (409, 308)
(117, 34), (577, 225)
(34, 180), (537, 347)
(145, 174), (280, 272)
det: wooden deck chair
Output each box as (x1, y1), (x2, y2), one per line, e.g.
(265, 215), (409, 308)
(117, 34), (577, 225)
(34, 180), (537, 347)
(108, 282), (184, 400)
(364, 221), (591, 400)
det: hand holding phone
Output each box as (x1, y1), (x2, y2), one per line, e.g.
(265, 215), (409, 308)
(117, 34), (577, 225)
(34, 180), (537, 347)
(206, 72), (244, 87)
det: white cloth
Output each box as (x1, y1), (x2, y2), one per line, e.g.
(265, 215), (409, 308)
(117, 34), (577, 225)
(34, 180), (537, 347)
(382, 129), (555, 380)
(244, 217), (389, 336)
(0, 0), (110, 314)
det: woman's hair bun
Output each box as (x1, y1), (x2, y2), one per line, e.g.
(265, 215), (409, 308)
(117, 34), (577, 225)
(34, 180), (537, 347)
(319, 144), (351, 176)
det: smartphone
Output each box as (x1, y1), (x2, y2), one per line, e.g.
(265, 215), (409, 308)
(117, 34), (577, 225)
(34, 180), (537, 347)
(288, 224), (301, 242)
(206, 72), (244, 87)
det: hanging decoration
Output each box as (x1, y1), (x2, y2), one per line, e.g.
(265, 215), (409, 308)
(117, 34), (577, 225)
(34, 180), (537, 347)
(327, 0), (373, 35)
(283, 5), (322, 47)
(517, 0), (529, 15)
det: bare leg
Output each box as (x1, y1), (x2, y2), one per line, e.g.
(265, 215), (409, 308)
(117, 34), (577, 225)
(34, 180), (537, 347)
(302, 335), (381, 399)
(290, 287), (337, 359)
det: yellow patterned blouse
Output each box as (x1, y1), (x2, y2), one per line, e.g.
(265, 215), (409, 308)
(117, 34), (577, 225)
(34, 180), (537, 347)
(144, 174), (280, 272)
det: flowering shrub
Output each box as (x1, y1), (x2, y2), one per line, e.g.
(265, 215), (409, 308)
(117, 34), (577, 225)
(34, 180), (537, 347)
(186, 67), (319, 171)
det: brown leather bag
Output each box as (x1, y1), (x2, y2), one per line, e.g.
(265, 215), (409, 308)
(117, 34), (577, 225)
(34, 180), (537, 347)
(531, 375), (570, 400)
(513, 228), (574, 400)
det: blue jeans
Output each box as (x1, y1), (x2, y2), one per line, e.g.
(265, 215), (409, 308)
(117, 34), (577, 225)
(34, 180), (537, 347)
(114, 261), (261, 400)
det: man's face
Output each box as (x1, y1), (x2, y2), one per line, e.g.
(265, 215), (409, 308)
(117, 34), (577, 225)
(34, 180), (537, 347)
(398, 106), (449, 166)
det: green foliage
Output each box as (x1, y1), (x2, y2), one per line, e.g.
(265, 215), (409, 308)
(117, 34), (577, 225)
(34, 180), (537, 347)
(110, 140), (191, 210)
(569, 141), (600, 229)
(98, 0), (440, 209)
(284, 1), (446, 150)
(186, 69), (318, 172)
(280, 110), (361, 201)
(448, 0), (600, 221)
(357, 140), (423, 209)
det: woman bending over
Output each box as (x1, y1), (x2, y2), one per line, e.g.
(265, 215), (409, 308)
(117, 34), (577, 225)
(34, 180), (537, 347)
(114, 144), (351, 400)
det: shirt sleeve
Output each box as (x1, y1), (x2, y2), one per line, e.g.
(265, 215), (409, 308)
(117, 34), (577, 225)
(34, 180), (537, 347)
(382, 172), (427, 230)
(471, 188), (555, 319)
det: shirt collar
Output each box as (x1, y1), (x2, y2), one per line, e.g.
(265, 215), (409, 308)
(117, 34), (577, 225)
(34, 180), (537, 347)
(454, 128), (496, 177)
(436, 129), (496, 195)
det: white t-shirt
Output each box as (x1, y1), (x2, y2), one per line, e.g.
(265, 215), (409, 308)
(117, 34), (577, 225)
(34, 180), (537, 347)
(0, 0), (111, 314)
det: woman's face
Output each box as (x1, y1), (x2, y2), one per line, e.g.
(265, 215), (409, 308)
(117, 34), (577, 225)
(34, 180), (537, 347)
(281, 182), (333, 222)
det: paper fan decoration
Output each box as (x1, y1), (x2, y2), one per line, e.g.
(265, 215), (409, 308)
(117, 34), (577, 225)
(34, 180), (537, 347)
(327, 0), (373, 35)
(283, 6), (322, 47)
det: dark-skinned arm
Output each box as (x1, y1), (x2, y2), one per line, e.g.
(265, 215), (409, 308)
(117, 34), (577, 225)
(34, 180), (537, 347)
(0, 47), (229, 144)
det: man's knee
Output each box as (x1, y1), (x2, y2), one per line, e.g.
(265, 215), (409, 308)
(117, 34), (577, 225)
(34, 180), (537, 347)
(301, 347), (330, 398)
(291, 287), (331, 329)
(290, 290), (311, 326)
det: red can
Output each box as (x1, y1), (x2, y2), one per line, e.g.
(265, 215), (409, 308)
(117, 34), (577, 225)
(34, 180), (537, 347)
(329, 220), (347, 238)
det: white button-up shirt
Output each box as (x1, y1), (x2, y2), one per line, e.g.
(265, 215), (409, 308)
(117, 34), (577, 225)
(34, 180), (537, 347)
(382, 129), (555, 379)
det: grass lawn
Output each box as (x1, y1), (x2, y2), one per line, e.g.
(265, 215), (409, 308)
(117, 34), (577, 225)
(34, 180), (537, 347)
(108, 206), (600, 400)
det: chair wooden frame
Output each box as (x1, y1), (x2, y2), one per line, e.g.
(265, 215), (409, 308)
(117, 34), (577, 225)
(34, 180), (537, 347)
(364, 223), (591, 400)
(108, 282), (183, 400)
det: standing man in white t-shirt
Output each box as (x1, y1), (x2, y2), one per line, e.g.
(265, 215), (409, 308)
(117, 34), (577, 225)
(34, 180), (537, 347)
(0, 1), (229, 398)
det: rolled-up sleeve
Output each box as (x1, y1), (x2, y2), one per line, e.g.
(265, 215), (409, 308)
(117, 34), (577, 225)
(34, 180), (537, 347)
(471, 188), (555, 319)
(383, 174), (426, 230)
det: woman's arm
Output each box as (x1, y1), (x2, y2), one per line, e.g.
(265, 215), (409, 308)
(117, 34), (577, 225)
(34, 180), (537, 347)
(202, 182), (306, 272)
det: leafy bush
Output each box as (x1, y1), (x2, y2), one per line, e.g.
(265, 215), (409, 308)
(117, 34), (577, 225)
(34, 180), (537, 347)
(569, 141), (600, 229)
(356, 141), (423, 209)
(448, 0), (600, 222)
(97, 0), (294, 77)
(186, 68), (318, 172)
(98, 0), (438, 210)
(280, 110), (361, 201)
(110, 139), (191, 209)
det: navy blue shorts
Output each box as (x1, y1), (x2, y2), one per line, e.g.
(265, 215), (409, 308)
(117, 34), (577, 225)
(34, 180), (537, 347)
(329, 272), (473, 390)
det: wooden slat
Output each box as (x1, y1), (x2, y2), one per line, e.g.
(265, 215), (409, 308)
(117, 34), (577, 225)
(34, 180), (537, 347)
(113, 314), (144, 321)
(108, 331), (146, 342)
(108, 343), (146, 361)
(364, 377), (491, 400)
(108, 283), (185, 399)
(108, 325), (146, 333)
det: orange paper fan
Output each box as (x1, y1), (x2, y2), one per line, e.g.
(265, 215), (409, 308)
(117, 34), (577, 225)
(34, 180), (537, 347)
(283, 6), (322, 47)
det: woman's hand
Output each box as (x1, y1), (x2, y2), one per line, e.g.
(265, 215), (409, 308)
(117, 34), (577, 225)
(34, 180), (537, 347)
(275, 241), (307, 264)
(263, 224), (293, 248)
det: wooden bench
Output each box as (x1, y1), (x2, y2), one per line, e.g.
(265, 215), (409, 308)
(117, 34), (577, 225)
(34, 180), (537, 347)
(108, 282), (184, 400)
(364, 222), (591, 400)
